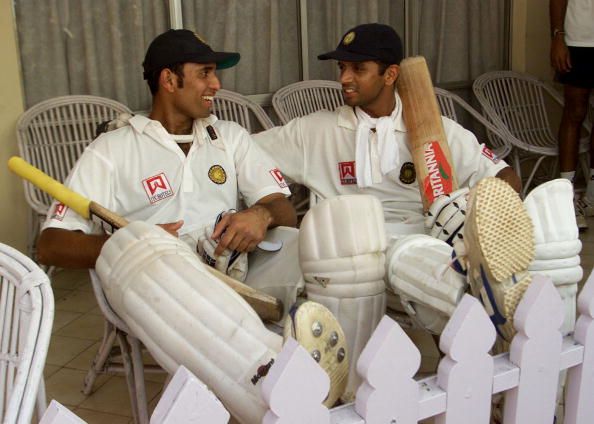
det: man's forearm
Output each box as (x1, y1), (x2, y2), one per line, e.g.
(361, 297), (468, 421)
(37, 228), (109, 269)
(254, 195), (298, 229)
(550, 0), (568, 34)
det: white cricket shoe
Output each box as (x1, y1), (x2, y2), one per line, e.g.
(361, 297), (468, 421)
(464, 177), (535, 342)
(284, 301), (348, 407)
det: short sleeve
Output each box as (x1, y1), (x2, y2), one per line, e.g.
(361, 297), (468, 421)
(252, 118), (307, 184)
(231, 125), (291, 207)
(42, 145), (115, 234)
(444, 117), (509, 188)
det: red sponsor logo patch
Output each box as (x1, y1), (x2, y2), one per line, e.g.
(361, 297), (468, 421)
(423, 141), (453, 204)
(51, 203), (68, 221)
(338, 161), (357, 185)
(142, 173), (174, 204)
(269, 168), (288, 188)
(481, 145), (500, 164)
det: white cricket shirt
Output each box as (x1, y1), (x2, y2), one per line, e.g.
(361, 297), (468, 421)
(43, 114), (290, 237)
(254, 99), (508, 225)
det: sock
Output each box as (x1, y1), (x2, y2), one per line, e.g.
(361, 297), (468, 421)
(586, 169), (594, 203)
(560, 171), (575, 183)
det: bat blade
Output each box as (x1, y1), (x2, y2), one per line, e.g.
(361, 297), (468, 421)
(397, 56), (458, 211)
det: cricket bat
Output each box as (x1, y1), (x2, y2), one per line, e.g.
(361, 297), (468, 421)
(397, 56), (458, 211)
(8, 156), (283, 322)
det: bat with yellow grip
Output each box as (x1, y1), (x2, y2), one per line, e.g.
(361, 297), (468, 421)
(8, 156), (283, 322)
(397, 56), (459, 211)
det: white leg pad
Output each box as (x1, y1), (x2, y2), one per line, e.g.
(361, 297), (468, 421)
(534, 240), (582, 261)
(528, 255), (581, 271)
(555, 283), (578, 335)
(524, 179), (580, 257)
(96, 222), (282, 424)
(528, 266), (583, 286)
(387, 234), (467, 334)
(524, 179), (581, 335)
(299, 195), (387, 401)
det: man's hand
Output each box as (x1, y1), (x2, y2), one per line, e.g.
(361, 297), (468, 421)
(211, 207), (271, 255)
(551, 36), (571, 73)
(425, 188), (469, 245)
(157, 220), (184, 237)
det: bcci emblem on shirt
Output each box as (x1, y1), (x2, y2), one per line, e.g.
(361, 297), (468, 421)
(143, 172), (174, 204)
(338, 161), (357, 185)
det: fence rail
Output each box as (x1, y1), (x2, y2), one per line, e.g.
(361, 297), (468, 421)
(42, 272), (594, 424)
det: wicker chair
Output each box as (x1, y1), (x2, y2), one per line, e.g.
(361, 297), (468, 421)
(272, 80), (344, 125)
(0, 243), (54, 424)
(16, 95), (132, 257)
(212, 89), (274, 132)
(434, 87), (512, 161)
(473, 71), (591, 196)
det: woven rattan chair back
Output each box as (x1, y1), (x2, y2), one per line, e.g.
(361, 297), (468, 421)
(0, 243), (53, 424)
(272, 80), (344, 124)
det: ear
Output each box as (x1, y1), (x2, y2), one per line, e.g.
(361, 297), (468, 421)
(384, 64), (399, 86)
(159, 68), (177, 93)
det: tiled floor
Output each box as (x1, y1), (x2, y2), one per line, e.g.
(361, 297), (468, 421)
(43, 269), (166, 423)
(41, 217), (594, 423)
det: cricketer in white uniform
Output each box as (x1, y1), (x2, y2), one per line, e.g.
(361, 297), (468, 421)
(255, 23), (582, 396)
(36, 30), (350, 423)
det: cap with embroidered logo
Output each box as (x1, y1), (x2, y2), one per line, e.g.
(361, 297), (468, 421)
(142, 29), (240, 79)
(318, 23), (403, 65)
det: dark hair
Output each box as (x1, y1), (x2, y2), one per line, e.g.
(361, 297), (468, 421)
(146, 62), (186, 95)
(375, 61), (390, 75)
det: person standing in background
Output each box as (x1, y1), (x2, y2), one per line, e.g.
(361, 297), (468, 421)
(550, 0), (594, 230)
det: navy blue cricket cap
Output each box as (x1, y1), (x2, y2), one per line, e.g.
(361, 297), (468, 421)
(318, 23), (403, 65)
(142, 29), (240, 79)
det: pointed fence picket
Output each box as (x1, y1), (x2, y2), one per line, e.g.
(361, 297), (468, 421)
(42, 272), (594, 424)
(265, 272), (594, 424)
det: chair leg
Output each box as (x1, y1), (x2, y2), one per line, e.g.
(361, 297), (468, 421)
(82, 320), (117, 395)
(522, 156), (548, 198)
(512, 149), (522, 183)
(117, 332), (142, 424)
(128, 335), (150, 424)
(36, 378), (47, 419)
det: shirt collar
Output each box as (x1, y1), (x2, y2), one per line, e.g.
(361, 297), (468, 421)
(128, 114), (223, 151)
(129, 114), (218, 135)
(337, 92), (407, 132)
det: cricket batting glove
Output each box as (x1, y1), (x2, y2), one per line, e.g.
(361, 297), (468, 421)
(198, 211), (248, 282)
(425, 187), (469, 245)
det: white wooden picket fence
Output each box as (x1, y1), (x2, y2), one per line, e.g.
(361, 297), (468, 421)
(42, 272), (594, 424)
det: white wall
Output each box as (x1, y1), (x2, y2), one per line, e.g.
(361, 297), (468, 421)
(0, 0), (27, 253)
(512, 0), (555, 82)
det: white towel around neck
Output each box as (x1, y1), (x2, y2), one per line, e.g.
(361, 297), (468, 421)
(354, 95), (401, 188)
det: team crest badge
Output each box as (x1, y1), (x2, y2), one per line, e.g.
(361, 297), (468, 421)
(343, 31), (355, 45)
(338, 161), (357, 185)
(51, 203), (68, 221)
(208, 165), (227, 184)
(142, 172), (174, 204)
(399, 162), (416, 184)
(269, 168), (288, 188)
(481, 146), (500, 164)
